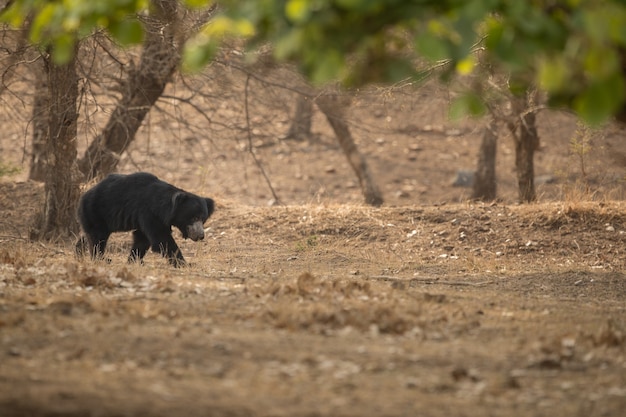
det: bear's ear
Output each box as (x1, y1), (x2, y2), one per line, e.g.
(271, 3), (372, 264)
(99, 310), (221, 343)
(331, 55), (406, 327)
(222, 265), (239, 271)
(171, 192), (187, 213)
(205, 198), (215, 217)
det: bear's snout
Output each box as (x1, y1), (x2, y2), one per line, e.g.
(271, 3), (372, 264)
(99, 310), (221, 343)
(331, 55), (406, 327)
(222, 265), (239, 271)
(187, 220), (205, 241)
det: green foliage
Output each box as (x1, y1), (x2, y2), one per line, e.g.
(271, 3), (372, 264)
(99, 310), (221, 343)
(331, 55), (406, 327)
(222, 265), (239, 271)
(485, 1), (626, 125)
(198, 0), (397, 83)
(1, 0), (149, 62)
(4, 0), (626, 123)
(182, 13), (255, 72)
(206, 0), (626, 124)
(449, 92), (486, 120)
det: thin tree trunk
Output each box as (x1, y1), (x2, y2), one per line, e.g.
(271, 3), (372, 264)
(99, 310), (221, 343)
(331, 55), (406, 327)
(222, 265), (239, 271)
(472, 118), (498, 201)
(78, 0), (182, 180)
(316, 93), (383, 206)
(28, 56), (48, 181)
(31, 46), (80, 240)
(286, 94), (313, 140)
(0, 19), (48, 181)
(509, 91), (539, 203)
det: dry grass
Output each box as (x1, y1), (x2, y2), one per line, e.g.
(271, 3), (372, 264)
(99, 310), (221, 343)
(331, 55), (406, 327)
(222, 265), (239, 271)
(1, 181), (625, 416)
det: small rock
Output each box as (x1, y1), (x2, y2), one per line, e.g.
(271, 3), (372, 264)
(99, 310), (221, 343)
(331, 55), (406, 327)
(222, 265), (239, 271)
(451, 170), (475, 187)
(405, 378), (419, 389)
(391, 281), (406, 290)
(8, 347), (21, 357)
(446, 129), (463, 136)
(536, 175), (556, 185)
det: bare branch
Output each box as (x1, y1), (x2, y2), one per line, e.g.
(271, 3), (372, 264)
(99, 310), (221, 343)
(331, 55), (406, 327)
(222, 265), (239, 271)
(244, 74), (281, 205)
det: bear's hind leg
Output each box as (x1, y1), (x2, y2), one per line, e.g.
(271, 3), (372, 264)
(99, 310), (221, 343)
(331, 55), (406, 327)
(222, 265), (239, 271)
(129, 230), (150, 264)
(88, 233), (110, 261)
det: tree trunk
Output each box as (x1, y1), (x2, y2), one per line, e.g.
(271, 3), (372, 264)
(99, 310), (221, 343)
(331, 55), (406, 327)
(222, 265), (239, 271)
(509, 92), (539, 203)
(78, 0), (182, 180)
(28, 56), (48, 181)
(0, 19), (48, 181)
(31, 47), (80, 240)
(286, 94), (313, 140)
(316, 93), (383, 206)
(471, 118), (498, 201)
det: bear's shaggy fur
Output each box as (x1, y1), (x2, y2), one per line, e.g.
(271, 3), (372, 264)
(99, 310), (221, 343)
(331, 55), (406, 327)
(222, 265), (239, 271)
(76, 172), (214, 267)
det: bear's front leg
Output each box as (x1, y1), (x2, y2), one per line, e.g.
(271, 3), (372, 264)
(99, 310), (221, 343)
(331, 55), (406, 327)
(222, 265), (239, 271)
(153, 235), (187, 267)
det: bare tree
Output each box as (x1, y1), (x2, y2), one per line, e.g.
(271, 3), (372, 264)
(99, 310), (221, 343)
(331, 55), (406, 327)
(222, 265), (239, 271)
(286, 94), (313, 140)
(28, 55), (48, 181)
(0, 21), (48, 181)
(223, 58), (384, 207)
(78, 0), (216, 180)
(474, 68), (541, 203)
(472, 118), (498, 201)
(31, 46), (81, 240)
(316, 92), (384, 206)
(508, 90), (539, 202)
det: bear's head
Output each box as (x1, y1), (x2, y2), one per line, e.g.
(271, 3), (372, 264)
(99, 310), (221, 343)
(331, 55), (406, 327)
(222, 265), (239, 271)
(170, 193), (215, 241)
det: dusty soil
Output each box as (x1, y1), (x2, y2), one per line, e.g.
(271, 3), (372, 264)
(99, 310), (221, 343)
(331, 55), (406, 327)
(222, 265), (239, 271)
(1, 182), (626, 416)
(1, 61), (626, 416)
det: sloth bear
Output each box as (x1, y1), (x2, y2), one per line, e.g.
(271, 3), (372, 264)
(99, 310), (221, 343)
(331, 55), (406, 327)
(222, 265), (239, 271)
(76, 172), (215, 267)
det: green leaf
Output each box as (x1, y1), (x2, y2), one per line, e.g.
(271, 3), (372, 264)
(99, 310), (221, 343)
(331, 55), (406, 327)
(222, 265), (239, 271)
(274, 28), (303, 60)
(574, 76), (625, 125)
(583, 7), (611, 43)
(583, 46), (619, 79)
(183, 0), (214, 8)
(203, 15), (254, 38)
(415, 32), (450, 61)
(538, 56), (571, 92)
(285, 0), (310, 23)
(109, 19), (144, 45)
(335, 0), (377, 11)
(508, 76), (530, 97)
(449, 92), (486, 120)
(182, 39), (217, 72)
(51, 34), (76, 65)
(383, 57), (415, 83)
(310, 49), (345, 85)
(455, 55), (475, 75)
(30, 3), (58, 43)
(0, 1), (27, 27)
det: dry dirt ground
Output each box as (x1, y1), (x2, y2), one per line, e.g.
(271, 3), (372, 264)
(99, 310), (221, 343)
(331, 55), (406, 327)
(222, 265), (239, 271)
(1, 62), (626, 416)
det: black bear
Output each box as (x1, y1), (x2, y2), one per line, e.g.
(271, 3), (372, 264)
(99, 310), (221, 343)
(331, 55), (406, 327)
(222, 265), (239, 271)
(76, 172), (215, 267)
